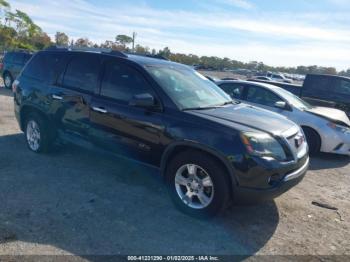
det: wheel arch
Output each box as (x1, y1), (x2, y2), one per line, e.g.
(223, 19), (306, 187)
(19, 105), (51, 131)
(301, 125), (322, 150)
(160, 141), (238, 197)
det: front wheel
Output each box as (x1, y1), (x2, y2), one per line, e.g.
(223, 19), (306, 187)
(165, 151), (231, 218)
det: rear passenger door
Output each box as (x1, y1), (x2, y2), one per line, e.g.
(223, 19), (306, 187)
(50, 52), (102, 138)
(89, 59), (164, 165)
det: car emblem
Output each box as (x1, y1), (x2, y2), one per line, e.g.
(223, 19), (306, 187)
(295, 135), (304, 148)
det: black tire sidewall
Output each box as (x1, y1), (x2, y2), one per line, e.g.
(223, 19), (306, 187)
(165, 151), (230, 218)
(303, 127), (320, 154)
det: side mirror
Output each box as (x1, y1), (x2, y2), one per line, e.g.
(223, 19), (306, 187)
(129, 93), (155, 108)
(274, 101), (287, 109)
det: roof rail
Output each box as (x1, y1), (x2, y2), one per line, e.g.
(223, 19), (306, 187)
(125, 52), (169, 61)
(45, 46), (127, 58)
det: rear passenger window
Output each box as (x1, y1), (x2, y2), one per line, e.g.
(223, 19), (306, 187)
(100, 61), (152, 103)
(22, 52), (64, 83)
(63, 54), (101, 93)
(219, 83), (244, 99)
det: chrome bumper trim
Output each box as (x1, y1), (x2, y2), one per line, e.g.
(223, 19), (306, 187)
(283, 157), (309, 182)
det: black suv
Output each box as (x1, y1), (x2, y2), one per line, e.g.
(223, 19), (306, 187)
(1, 51), (32, 89)
(14, 47), (309, 217)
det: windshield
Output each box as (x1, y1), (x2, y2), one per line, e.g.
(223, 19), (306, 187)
(273, 87), (313, 110)
(145, 65), (232, 110)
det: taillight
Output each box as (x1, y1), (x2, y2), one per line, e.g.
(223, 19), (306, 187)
(12, 79), (19, 93)
(0, 63), (3, 70)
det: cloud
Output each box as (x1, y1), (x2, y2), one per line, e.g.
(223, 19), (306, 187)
(8, 0), (350, 70)
(218, 0), (254, 9)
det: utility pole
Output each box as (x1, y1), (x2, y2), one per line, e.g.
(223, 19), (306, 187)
(132, 32), (137, 52)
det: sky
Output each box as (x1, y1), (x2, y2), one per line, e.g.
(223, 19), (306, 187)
(8, 0), (350, 70)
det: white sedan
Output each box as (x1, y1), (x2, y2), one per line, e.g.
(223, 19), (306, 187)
(216, 80), (350, 156)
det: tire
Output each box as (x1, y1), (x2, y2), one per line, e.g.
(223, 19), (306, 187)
(24, 112), (53, 153)
(165, 150), (231, 218)
(3, 72), (13, 89)
(302, 127), (321, 155)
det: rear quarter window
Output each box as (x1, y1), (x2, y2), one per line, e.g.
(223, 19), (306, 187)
(22, 52), (65, 83)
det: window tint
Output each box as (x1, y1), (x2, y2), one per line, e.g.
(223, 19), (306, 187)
(22, 52), (64, 83)
(23, 54), (32, 64)
(246, 86), (281, 107)
(101, 61), (152, 103)
(12, 53), (24, 64)
(305, 75), (331, 92)
(4, 53), (14, 63)
(219, 83), (244, 99)
(335, 80), (350, 96)
(63, 54), (101, 92)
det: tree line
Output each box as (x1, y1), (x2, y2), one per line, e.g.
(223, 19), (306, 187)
(0, 0), (349, 77)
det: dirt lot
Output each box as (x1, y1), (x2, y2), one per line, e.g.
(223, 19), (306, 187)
(0, 84), (349, 258)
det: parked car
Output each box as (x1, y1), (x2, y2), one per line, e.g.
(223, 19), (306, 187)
(216, 80), (350, 155)
(251, 76), (273, 81)
(277, 74), (350, 118)
(1, 50), (32, 89)
(266, 72), (293, 83)
(14, 47), (309, 217)
(221, 77), (238, 81)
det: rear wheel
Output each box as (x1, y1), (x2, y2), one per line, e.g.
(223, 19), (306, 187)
(302, 127), (321, 155)
(3, 72), (13, 89)
(25, 113), (53, 153)
(165, 150), (230, 218)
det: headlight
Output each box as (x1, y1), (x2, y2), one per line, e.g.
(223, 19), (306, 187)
(327, 122), (350, 134)
(241, 132), (287, 161)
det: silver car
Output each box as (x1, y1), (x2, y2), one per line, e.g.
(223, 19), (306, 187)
(216, 80), (350, 156)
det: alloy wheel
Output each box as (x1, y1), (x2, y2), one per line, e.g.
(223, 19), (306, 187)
(26, 120), (41, 151)
(174, 164), (215, 209)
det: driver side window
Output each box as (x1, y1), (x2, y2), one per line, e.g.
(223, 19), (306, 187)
(246, 86), (281, 107)
(100, 61), (152, 104)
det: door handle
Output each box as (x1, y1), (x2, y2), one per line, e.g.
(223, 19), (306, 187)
(52, 94), (63, 100)
(92, 107), (108, 114)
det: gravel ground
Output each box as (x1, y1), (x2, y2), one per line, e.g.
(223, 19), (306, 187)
(0, 85), (349, 258)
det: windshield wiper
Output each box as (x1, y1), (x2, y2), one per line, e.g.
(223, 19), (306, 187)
(182, 106), (221, 111)
(218, 100), (240, 106)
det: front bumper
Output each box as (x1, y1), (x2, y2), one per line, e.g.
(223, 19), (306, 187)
(234, 157), (309, 203)
(321, 128), (350, 156)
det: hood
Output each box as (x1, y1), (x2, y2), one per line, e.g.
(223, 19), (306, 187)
(191, 103), (297, 135)
(306, 106), (350, 127)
